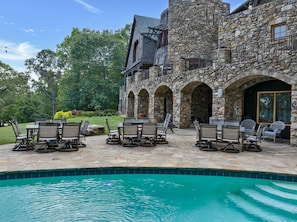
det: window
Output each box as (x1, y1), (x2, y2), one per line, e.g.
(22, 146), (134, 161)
(272, 23), (286, 41)
(133, 40), (139, 62)
(257, 91), (291, 124)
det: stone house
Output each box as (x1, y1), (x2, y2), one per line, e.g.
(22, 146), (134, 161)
(119, 0), (297, 144)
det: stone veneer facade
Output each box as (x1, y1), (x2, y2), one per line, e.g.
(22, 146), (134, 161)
(121, 0), (297, 144)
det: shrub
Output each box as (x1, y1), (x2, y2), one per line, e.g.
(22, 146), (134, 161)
(54, 111), (72, 119)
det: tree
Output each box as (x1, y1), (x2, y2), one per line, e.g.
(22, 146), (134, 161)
(0, 62), (32, 123)
(56, 25), (130, 111)
(25, 49), (65, 118)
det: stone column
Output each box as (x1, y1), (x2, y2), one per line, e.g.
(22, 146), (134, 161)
(290, 84), (297, 145)
(174, 58), (187, 72)
(150, 65), (160, 78)
(135, 71), (142, 82)
(148, 92), (155, 122)
(212, 87), (226, 120)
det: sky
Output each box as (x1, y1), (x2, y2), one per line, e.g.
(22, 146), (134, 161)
(0, 0), (244, 72)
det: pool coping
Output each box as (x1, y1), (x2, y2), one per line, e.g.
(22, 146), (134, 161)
(1, 167), (297, 182)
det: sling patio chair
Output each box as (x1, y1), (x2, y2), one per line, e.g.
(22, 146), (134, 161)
(36, 122), (60, 153)
(193, 120), (201, 147)
(11, 120), (34, 151)
(157, 113), (171, 144)
(243, 123), (265, 152)
(199, 124), (218, 151)
(59, 122), (81, 152)
(78, 120), (89, 148)
(105, 118), (121, 145)
(140, 122), (157, 147)
(122, 123), (139, 147)
(221, 125), (240, 153)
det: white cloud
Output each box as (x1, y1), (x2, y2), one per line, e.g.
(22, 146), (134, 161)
(23, 28), (35, 33)
(74, 0), (101, 14)
(0, 40), (40, 71)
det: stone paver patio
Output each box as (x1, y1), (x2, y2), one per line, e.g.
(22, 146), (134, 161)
(0, 129), (297, 176)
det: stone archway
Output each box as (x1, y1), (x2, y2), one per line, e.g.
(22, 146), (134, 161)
(223, 76), (291, 140)
(154, 85), (173, 122)
(180, 82), (212, 128)
(127, 91), (135, 118)
(138, 89), (149, 118)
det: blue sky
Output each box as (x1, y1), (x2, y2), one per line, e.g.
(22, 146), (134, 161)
(0, 0), (243, 72)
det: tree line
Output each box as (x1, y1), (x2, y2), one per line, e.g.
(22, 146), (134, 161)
(0, 25), (130, 124)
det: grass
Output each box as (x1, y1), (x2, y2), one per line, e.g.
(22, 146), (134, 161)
(0, 115), (124, 145)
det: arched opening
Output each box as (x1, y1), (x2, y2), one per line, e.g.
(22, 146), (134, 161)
(225, 77), (291, 139)
(127, 91), (135, 118)
(180, 82), (212, 128)
(138, 89), (149, 118)
(154, 86), (173, 122)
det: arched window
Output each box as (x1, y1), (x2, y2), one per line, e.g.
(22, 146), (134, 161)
(133, 40), (139, 62)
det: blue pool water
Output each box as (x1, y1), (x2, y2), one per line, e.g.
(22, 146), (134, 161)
(0, 174), (297, 222)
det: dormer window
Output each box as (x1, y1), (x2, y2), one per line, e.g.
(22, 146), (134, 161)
(272, 23), (287, 41)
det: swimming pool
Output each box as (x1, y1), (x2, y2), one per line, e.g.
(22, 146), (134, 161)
(1, 168), (297, 221)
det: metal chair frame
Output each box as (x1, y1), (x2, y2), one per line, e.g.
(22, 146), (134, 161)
(36, 122), (59, 153)
(140, 122), (157, 146)
(105, 119), (121, 145)
(221, 125), (240, 153)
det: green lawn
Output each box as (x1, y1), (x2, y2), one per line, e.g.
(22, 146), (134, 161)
(0, 115), (124, 145)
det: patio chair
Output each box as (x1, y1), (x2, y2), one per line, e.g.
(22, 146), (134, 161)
(122, 123), (139, 147)
(157, 113), (171, 144)
(78, 120), (89, 148)
(59, 122), (81, 152)
(158, 113), (175, 133)
(36, 122), (59, 153)
(221, 125), (240, 153)
(243, 124), (265, 152)
(240, 119), (256, 137)
(262, 121), (285, 143)
(11, 120), (34, 151)
(140, 122), (157, 146)
(199, 124), (218, 151)
(105, 118), (121, 145)
(193, 120), (201, 147)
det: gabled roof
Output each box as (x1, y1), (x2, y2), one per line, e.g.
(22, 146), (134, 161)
(134, 15), (160, 36)
(124, 15), (160, 69)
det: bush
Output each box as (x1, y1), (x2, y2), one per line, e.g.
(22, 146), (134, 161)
(54, 111), (72, 119)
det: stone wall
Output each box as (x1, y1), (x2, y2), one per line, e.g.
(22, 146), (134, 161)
(168, 0), (229, 63)
(122, 0), (297, 144)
